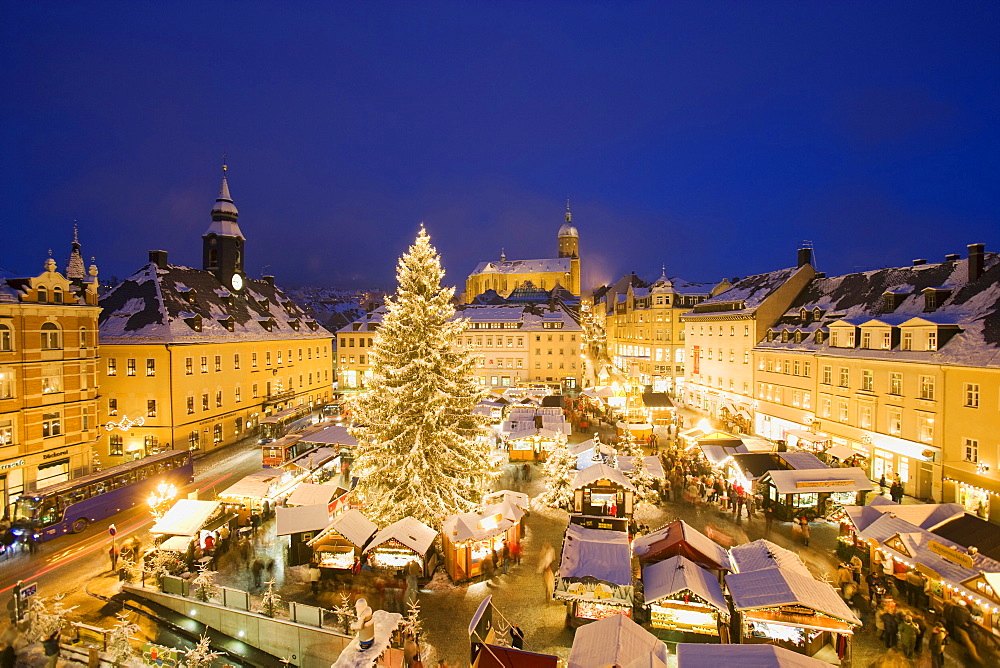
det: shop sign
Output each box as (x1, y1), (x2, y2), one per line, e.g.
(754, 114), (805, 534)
(928, 540), (974, 568)
(42, 450), (68, 460)
(778, 604), (816, 616)
(0, 459), (25, 470)
(795, 479), (854, 488)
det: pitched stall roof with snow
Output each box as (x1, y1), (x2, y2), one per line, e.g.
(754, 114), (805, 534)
(615, 455), (666, 479)
(725, 567), (861, 626)
(641, 556), (729, 613)
(308, 509), (378, 548)
(572, 462), (636, 491)
(766, 467), (874, 494)
(151, 499), (222, 537)
(675, 643), (833, 667)
(729, 539), (811, 576)
(285, 482), (346, 507)
(568, 613), (668, 668)
(364, 517), (437, 556)
(276, 504), (331, 536)
(299, 425), (358, 447)
(443, 500), (523, 544)
(632, 520), (731, 571)
(558, 524), (632, 585)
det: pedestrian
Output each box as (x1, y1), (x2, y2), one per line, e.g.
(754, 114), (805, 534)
(411, 654), (424, 668)
(510, 624), (524, 649)
(308, 559), (321, 594)
(239, 536), (250, 561)
(522, 463), (531, 482)
(764, 506), (774, 536)
(899, 614), (917, 659)
(798, 517), (810, 546)
(879, 473), (887, 495)
(251, 558), (264, 587)
(109, 544), (119, 571)
(501, 541), (510, 575)
(510, 541), (522, 566)
(850, 554), (863, 584)
(928, 623), (948, 668)
(537, 542), (555, 574)
(482, 555), (495, 582)
(543, 565), (555, 603)
(42, 629), (60, 668)
(883, 608), (899, 649)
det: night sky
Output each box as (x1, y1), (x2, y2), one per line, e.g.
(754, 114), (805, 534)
(2, 2), (997, 292)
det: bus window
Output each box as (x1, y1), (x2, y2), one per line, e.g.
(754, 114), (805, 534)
(39, 499), (60, 526)
(13, 497), (37, 521)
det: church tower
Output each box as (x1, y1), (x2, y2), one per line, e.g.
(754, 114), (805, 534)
(202, 163), (246, 292)
(558, 200), (581, 295)
(65, 224), (86, 280)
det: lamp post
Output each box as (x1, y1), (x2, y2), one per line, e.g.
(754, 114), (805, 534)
(147, 482), (177, 521)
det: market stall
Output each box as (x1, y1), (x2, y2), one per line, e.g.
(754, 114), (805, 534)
(729, 539), (811, 576)
(725, 566), (860, 661)
(641, 555), (730, 640)
(276, 504), (331, 566)
(443, 499), (523, 583)
(285, 481), (351, 517)
(151, 499), (224, 539)
(675, 643), (831, 667)
(632, 520), (731, 574)
(760, 467), (874, 521)
(571, 463), (636, 519)
(641, 392), (675, 426)
(615, 455), (666, 481)
(554, 524), (634, 626)
(363, 516), (438, 578)
(307, 508), (378, 572)
(218, 468), (293, 520)
(679, 428), (738, 449)
(783, 429), (831, 453)
(501, 407), (570, 461)
(567, 613), (668, 668)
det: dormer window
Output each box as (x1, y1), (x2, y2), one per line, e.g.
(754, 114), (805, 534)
(813, 307), (822, 320)
(306, 321), (319, 331)
(927, 331), (938, 351)
(289, 319), (300, 331)
(882, 331), (892, 349)
(766, 330), (775, 342)
(780, 331), (789, 343)
(794, 331), (803, 343)
(182, 313), (202, 332)
(922, 287), (951, 311)
(799, 308), (809, 323)
(861, 331), (871, 348)
(37, 286), (48, 303)
(814, 331), (825, 344)
(259, 318), (275, 332)
(830, 331), (839, 347)
(52, 287), (63, 304)
(218, 315), (235, 332)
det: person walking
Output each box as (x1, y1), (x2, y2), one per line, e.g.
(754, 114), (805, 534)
(538, 542), (555, 574)
(883, 609), (899, 650)
(543, 565), (555, 603)
(501, 541), (511, 575)
(308, 559), (321, 594)
(928, 623), (948, 668)
(899, 614), (918, 659)
(850, 554), (863, 584)
(482, 554), (495, 582)
(42, 629), (60, 668)
(879, 473), (887, 496)
(510, 541), (522, 566)
(510, 625), (525, 649)
(109, 544), (119, 572)
(764, 506), (774, 537)
(798, 517), (811, 547)
(251, 558), (264, 587)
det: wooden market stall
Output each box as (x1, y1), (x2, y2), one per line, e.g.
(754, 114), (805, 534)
(363, 516), (439, 579)
(276, 504), (330, 566)
(641, 555), (730, 641)
(571, 463), (636, 520)
(307, 508), (378, 573)
(285, 481), (351, 517)
(760, 467), (874, 521)
(443, 499), (524, 583)
(554, 524), (634, 626)
(567, 613), (668, 668)
(641, 392), (675, 427)
(725, 566), (860, 662)
(730, 539), (811, 576)
(501, 407), (570, 461)
(675, 643), (832, 667)
(632, 520), (731, 575)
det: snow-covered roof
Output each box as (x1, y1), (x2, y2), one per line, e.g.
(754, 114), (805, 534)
(766, 467), (874, 494)
(470, 257), (572, 276)
(559, 524), (632, 585)
(675, 643), (832, 667)
(482, 489), (530, 511)
(641, 555), (728, 612)
(300, 425), (358, 447)
(699, 442), (749, 464)
(330, 610), (403, 668)
(364, 517), (437, 556)
(218, 471), (282, 499)
(725, 567), (861, 624)
(568, 614), (668, 668)
(285, 482), (345, 507)
(684, 266), (802, 318)
(632, 520), (731, 571)
(777, 451), (828, 469)
(615, 455), (666, 480)
(276, 504), (330, 536)
(443, 500), (522, 544)
(151, 500), (221, 537)
(572, 462), (635, 491)
(844, 498), (965, 532)
(729, 539), (811, 576)
(310, 509), (378, 548)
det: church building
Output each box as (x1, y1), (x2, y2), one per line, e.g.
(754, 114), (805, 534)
(464, 204), (581, 302)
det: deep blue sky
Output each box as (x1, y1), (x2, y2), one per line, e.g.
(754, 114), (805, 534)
(2, 2), (997, 291)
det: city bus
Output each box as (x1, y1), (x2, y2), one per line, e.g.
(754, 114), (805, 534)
(259, 404), (314, 442)
(12, 450), (194, 542)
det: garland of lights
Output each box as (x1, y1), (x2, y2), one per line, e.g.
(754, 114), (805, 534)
(104, 415), (146, 432)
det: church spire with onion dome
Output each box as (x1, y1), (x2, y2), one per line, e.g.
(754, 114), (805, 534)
(202, 159), (247, 290)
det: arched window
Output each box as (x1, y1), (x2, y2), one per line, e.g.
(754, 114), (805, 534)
(37, 286), (48, 303)
(79, 328), (87, 349)
(208, 248), (218, 267)
(0, 324), (11, 352)
(52, 287), (63, 304)
(41, 322), (61, 349)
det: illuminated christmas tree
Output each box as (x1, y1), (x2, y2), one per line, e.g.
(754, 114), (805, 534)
(349, 227), (489, 529)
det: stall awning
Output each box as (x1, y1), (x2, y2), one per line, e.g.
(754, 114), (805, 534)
(767, 467), (874, 494)
(559, 524), (632, 585)
(675, 643), (833, 667)
(572, 462), (635, 491)
(825, 444), (855, 461)
(364, 516), (437, 556)
(299, 425), (358, 447)
(699, 442), (749, 464)
(285, 482), (343, 507)
(219, 471), (282, 499)
(158, 536), (193, 552)
(641, 392), (674, 409)
(151, 499), (221, 537)
(276, 504), (330, 536)
(483, 489), (529, 511)
(568, 614), (668, 668)
(784, 429), (830, 444)
(725, 567), (860, 625)
(642, 555), (728, 612)
(615, 455), (666, 480)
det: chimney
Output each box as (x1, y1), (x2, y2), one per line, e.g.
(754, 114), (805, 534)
(262, 275), (275, 286)
(968, 243), (985, 281)
(148, 250), (168, 269)
(912, 259), (926, 266)
(797, 247), (813, 268)
(945, 254), (960, 262)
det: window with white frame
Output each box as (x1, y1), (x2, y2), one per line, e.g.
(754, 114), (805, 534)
(964, 383), (979, 408)
(41, 365), (62, 393)
(40, 322), (60, 349)
(862, 331), (871, 348)
(882, 331), (891, 349)
(0, 370), (13, 399)
(861, 370), (873, 392)
(889, 372), (902, 395)
(838, 400), (849, 422)
(859, 404), (872, 429)
(901, 332), (912, 350)
(918, 415), (934, 443)
(839, 367), (849, 388)
(887, 407), (901, 435)
(822, 365), (832, 385)
(42, 412), (61, 437)
(927, 331), (938, 351)
(964, 438), (979, 463)
(919, 375), (935, 400)
(821, 397), (832, 418)
(0, 324), (11, 351)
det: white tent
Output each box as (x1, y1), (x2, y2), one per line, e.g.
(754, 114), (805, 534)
(364, 516), (437, 557)
(675, 643), (832, 667)
(276, 504), (331, 536)
(568, 613), (668, 668)
(151, 499), (221, 537)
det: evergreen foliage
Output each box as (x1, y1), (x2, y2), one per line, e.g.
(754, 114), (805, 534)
(182, 634), (219, 668)
(349, 227), (489, 528)
(259, 578), (282, 618)
(106, 612), (140, 664)
(539, 441), (576, 509)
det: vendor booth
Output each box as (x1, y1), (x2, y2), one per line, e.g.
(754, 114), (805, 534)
(363, 516), (438, 578)
(730, 539), (811, 576)
(443, 500), (523, 583)
(761, 467), (873, 520)
(680, 428), (738, 449)
(572, 463), (636, 519)
(555, 524), (634, 626)
(218, 468), (298, 520)
(567, 613), (668, 668)
(616, 415), (653, 442)
(276, 504), (331, 566)
(285, 481), (351, 517)
(633, 520), (731, 574)
(482, 489), (529, 514)
(615, 456), (666, 481)
(151, 499), (226, 540)
(501, 407), (570, 461)
(725, 567), (860, 662)
(307, 508), (378, 572)
(783, 429), (832, 453)
(641, 392), (675, 426)
(675, 643), (831, 667)
(641, 555), (730, 640)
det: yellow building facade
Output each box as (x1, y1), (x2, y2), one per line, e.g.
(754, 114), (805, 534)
(0, 251), (101, 512)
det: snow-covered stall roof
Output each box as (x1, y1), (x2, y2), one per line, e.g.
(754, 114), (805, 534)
(777, 451), (828, 470)
(276, 504), (330, 536)
(729, 539), (811, 576)
(299, 425), (358, 447)
(287, 446), (339, 470)
(675, 643), (832, 667)
(825, 444), (855, 460)
(309, 509), (378, 548)
(725, 568), (860, 625)
(767, 467), (874, 494)
(632, 520), (731, 571)
(218, 471), (282, 499)
(558, 524), (631, 585)
(641, 555), (728, 612)
(285, 482), (344, 507)
(568, 613), (668, 668)
(151, 500), (221, 537)
(568, 439), (597, 457)
(844, 498), (965, 532)
(482, 489), (529, 511)
(364, 517), (437, 556)
(572, 462), (636, 491)
(699, 442), (749, 464)
(443, 500), (522, 544)
(615, 456), (666, 480)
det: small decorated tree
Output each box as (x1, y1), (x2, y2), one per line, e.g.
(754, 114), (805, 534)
(118, 550), (139, 583)
(259, 578), (282, 618)
(539, 441), (576, 510)
(23, 595), (76, 643)
(402, 598), (422, 640)
(183, 634), (219, 668)
(106, 611), (140, 665)
(333, 592), (353, 635)
(191, 565), (219, 603)
(627, 453), (654, 504)
(142, 549), (174, 588)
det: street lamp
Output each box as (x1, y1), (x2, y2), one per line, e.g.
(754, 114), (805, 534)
(147, 483), (177, 520)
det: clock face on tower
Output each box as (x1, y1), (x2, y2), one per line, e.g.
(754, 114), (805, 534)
(231, 274), (244, 291)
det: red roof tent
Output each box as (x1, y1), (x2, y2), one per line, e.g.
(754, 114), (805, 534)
(473, 645), (560, 668)
(632, 520), (731, 572)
